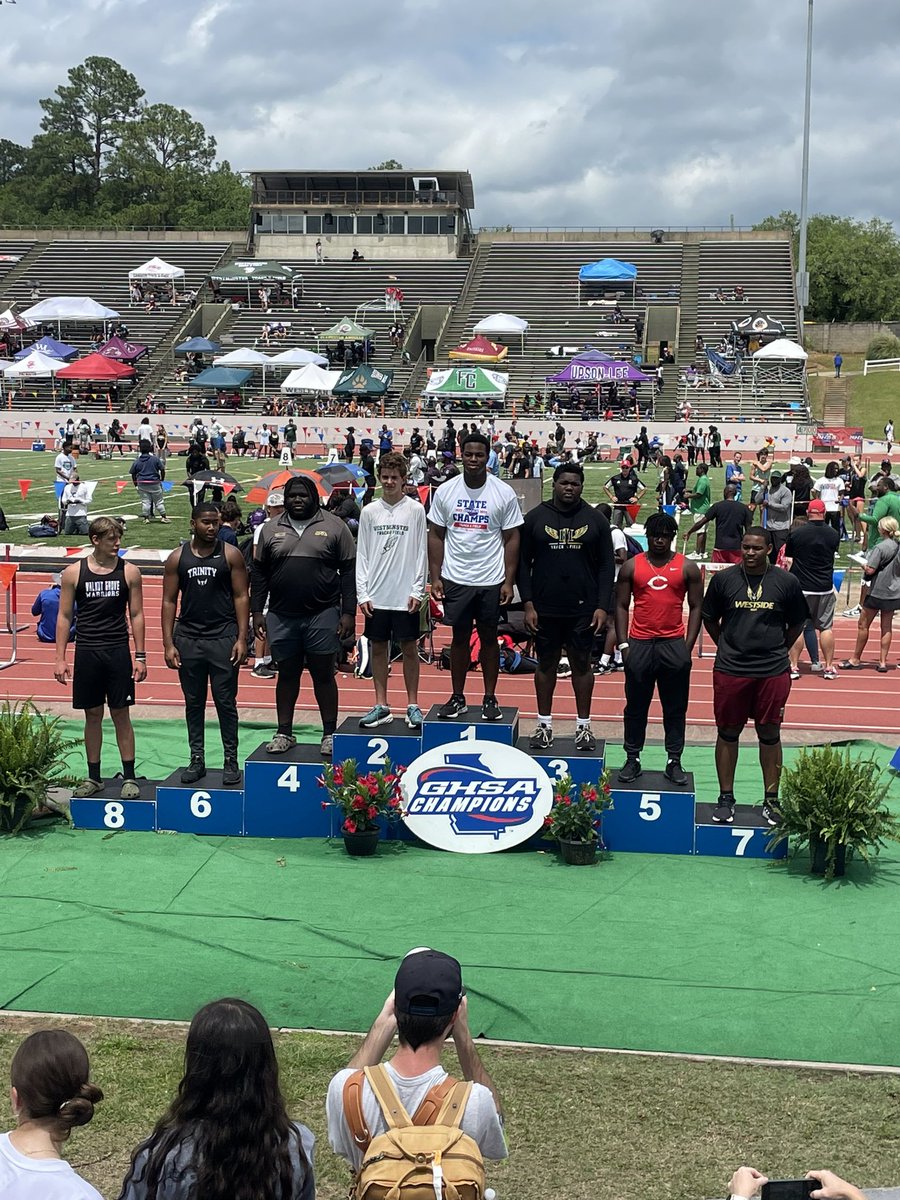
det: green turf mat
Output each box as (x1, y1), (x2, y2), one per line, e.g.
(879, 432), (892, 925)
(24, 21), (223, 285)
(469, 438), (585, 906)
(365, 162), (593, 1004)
(2, 734), (899, 1067)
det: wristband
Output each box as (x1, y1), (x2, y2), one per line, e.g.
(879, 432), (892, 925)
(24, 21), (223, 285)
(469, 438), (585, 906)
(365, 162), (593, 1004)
(617, 641), (630, 650)
(135, 652), (147, 661)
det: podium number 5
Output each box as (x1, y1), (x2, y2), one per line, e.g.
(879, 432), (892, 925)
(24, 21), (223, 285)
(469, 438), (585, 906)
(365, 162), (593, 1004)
(190, 791), (212, 819)
(639, 793), (661, 821)
(731, 829), (754, 856)
(367, 737), (389, 765)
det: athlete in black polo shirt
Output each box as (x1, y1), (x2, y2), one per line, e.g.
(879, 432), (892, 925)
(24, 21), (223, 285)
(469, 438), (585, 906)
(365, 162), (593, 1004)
(162, 503), (250, 785)
(55, 516), (146, 799)
(603, 459), (646, 529)
(702, 528), (809, 825)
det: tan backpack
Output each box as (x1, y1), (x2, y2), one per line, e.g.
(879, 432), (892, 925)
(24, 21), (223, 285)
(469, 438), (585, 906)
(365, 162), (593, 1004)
(342, 1064), (486, 1200)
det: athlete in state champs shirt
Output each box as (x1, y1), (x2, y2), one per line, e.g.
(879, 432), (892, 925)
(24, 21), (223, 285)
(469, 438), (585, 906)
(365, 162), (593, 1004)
(428, 469), (522, 586)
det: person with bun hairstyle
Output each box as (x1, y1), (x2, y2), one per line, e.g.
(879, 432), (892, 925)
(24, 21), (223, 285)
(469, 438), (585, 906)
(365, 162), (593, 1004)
(1, 1028), (104, 1198)
(118, 997), (314, 1200)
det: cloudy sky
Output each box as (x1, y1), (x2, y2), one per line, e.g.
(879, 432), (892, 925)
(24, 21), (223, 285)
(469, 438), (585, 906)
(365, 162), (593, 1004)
(1, 0), (897, 230)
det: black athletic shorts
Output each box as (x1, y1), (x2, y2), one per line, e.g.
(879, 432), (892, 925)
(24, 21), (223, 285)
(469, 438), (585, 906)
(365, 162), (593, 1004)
(365, 608), (420, 643)
(442, 581), (502, 630)
(534, 613), (595, 659)
(267, 606), (341, 663)
(73, 643), (135, 710)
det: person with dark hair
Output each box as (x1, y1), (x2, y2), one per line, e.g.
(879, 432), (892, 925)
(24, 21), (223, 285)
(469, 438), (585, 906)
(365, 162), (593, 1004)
(251, 475), (356, 758)
(683, 484), (751, 564)
(119, 998), (314, 1200)
(429, 432), (523, 721)
(162, 503), (249, 785)
(702, 527), (808, 826)
(518, 463), (614, 751)
(785, 498), (840, 679)
(2, 1028), (103, 1198)
(786, 461), (812, 518)
(762, 471), (793, 560)
(615, 511), (703, 785)
(604, 458), (646, 529)
(326, 949), (506, 1172)
(55, 516), (146, 800)
(217, 500), (242, 545)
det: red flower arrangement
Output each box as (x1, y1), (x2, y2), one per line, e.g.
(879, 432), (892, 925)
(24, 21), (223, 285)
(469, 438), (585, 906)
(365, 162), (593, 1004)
(543, 771), (613, 843)
(319, 758), (405, 834)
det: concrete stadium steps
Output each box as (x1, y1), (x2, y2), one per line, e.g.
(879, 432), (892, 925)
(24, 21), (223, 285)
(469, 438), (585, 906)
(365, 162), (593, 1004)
(3, 240), (232, 411)
(150, 257), (472, 415)
(434, 240), (683, 406)
(0, 240), (34, 288)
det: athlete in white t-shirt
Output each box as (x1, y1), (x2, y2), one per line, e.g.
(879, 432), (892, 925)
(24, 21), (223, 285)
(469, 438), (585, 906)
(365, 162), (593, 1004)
(356, 452), (428, 730)
(428, 433), (522, 721)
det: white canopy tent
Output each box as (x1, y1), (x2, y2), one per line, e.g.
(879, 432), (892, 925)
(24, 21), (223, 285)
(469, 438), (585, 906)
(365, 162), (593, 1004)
(20, 297), (120, 326)
(472, 312), (529, 351)
(268, 347), (329, 368)
(128, 256), (185, 284)
(280, 364), (341, 393)
(0, 307), (35, 332)
(3, 350), (65, 377)
(751, 338), (808, 392)
(213, 348), (273, 366)
(752, 338), (808, 360)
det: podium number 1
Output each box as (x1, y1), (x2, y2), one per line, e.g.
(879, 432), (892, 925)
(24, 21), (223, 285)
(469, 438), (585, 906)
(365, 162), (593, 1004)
(639, 793), (661, 821)
(459, 726), (476, 741)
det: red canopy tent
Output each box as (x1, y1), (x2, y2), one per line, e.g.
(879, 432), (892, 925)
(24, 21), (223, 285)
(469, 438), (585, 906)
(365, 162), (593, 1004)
(56, 353), (136, 381)
(448, 334), (509, 363)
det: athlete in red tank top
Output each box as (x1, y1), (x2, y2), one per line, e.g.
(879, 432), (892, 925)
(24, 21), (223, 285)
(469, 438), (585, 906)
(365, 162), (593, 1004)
(613, 513), (703, 786)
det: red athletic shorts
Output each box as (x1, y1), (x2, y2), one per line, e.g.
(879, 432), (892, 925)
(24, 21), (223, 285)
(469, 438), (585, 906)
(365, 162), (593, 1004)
(712, 549), (742, 564)
(713, 670), (792, 729)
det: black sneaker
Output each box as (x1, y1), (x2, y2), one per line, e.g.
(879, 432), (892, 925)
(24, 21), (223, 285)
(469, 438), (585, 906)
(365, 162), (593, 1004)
(222, 759), (242, 786)
(761, 797), (781, 827)
(712, 796), (735, 824)
(617, 756), (642, 784)
(438, 694), (467, 719)
(481, 695), (502, 721)
(664, 757), (688, 786)
(180, 757), (206, 785)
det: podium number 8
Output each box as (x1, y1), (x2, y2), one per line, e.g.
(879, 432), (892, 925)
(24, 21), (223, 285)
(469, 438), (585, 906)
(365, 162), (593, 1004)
(639, 793), (661, 821)
(190, 791), (212, 819)
(103, 802), (125, 829)
(367, 737), (389, 765)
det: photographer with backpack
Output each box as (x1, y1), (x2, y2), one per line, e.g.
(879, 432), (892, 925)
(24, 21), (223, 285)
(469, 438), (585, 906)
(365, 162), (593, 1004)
(326, 948), (507, 1184)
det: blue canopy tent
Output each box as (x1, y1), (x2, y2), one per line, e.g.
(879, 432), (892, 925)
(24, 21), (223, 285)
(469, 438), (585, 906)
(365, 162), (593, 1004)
(14, 336), (78, 360)
(186, 367), (253, 390)
(577, 258), (637, 306)
(175, 336), (221, 354)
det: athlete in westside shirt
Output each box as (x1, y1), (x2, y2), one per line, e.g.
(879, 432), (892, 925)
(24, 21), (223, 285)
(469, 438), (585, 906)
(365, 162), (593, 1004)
(615, 511), (703, 786)
(356, 452), (428, 731)
(702, 527), (809, 826)
(428, 432), (522, 722)
(518, 463), (614, 753)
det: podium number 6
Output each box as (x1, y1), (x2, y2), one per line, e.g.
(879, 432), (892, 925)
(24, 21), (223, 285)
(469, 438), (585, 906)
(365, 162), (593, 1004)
(366, 737), (388, 765)
(639, 793), (661, 821)
(190, 791), (212, 819)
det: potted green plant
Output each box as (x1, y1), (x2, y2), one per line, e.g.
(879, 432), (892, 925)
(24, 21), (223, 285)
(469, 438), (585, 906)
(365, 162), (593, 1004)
(319, 759), (404, 855)
(543, 771), (613, 865)
(0, 701), (78, 834)
(767, 746), (900, 879)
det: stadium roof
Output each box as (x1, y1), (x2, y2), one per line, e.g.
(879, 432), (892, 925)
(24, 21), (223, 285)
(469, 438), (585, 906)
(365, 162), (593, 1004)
(249, 169), (474, 209)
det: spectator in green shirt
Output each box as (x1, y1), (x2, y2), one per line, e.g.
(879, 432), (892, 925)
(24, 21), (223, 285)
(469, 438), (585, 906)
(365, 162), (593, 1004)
(683, 463), (711, 559)
(860, 478), (900, 548)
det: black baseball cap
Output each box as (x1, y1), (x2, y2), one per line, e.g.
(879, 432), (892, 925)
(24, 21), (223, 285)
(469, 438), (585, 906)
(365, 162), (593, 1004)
(394, 948), (463, 1017)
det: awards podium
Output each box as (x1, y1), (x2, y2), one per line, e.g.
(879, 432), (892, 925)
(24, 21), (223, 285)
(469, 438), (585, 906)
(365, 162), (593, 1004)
(70, 707), (786, 861)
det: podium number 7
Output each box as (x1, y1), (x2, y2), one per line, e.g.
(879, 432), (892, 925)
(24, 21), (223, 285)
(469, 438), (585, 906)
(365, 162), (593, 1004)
(731, 829), (754, 856)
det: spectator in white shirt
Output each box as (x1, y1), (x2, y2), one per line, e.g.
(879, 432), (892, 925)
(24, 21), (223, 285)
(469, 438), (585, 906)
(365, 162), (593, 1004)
(812, 460), (846, 536)
(61, 471), (91, 536)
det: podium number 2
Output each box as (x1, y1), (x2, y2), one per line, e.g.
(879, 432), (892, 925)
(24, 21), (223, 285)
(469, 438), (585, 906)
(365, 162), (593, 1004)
(190, 791), (212, 819)
(731, 829), (754, 856)
(367, 737), (388, 765)
(639, 793), (661, 821)
(104, 802), (125, 829)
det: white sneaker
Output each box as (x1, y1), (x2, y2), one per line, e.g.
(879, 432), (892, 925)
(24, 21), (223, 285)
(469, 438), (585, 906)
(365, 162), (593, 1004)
(687, 551), (704, 560)
(842, 605), (861, 618)
(810, 662), (824, 673)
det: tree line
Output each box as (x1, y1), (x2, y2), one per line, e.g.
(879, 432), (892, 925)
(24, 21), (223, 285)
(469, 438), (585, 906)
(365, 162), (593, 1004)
(0, 57), (249, 230)
(754, 210), (900, 323)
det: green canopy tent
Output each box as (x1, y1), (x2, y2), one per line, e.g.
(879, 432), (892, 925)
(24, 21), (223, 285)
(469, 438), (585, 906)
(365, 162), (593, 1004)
(424, 365), (509, 400)
(208, 261), (303, 307)
(332, 363), (394, 396)
(318, 317), (375, 342)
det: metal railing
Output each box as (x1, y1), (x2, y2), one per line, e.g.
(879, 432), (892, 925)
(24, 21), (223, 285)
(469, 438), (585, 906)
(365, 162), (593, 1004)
(256, 190), (462, 209)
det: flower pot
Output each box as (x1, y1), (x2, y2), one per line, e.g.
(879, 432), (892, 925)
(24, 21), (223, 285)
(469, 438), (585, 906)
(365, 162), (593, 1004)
(558, 837), (597, 866)
(342, 828), (380, 857)
(810, 837), (846, 877)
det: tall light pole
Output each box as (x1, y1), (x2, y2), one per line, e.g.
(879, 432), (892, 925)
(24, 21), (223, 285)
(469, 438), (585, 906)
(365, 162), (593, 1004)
(796, 0), (814, 333)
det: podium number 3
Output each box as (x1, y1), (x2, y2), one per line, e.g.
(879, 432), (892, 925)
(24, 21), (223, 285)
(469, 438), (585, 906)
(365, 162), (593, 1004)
(547, 759), (569, 781)
(639, 793), (661, 821)
(367, 737), (389, 765)
(190, 791), (212, 819)
(104, 802), (125, 828)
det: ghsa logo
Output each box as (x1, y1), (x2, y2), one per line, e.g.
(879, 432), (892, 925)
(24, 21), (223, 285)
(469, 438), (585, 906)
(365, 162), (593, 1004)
(401, 742), (553, 855)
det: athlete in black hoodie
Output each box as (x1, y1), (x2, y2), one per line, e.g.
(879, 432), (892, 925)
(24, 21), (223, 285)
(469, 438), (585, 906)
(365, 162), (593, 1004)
(518, 463), (615, 752)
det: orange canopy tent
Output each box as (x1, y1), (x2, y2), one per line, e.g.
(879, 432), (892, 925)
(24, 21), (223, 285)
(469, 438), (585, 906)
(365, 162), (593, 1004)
(447, 335), (509, 363)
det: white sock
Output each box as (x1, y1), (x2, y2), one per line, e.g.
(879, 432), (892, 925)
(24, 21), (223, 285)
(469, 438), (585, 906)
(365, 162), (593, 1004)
(576, 717), (591, 729)
(599, 653), (611, 666)
(613, 651), (622, 664)
(258, 655), (272, 665)
(538, 715), (552, 728)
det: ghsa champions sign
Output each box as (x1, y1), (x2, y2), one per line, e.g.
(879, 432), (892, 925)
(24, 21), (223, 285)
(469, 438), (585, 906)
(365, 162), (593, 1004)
(400, 742), (553, 854)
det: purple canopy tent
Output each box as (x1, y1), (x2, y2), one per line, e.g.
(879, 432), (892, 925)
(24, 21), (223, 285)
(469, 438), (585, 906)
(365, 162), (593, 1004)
(99, 335), (148, 363)
(546, 356), (651, 385)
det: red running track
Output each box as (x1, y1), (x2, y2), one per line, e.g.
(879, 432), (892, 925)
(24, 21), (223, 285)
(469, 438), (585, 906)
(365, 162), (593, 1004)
(3, 575), (898, 738)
